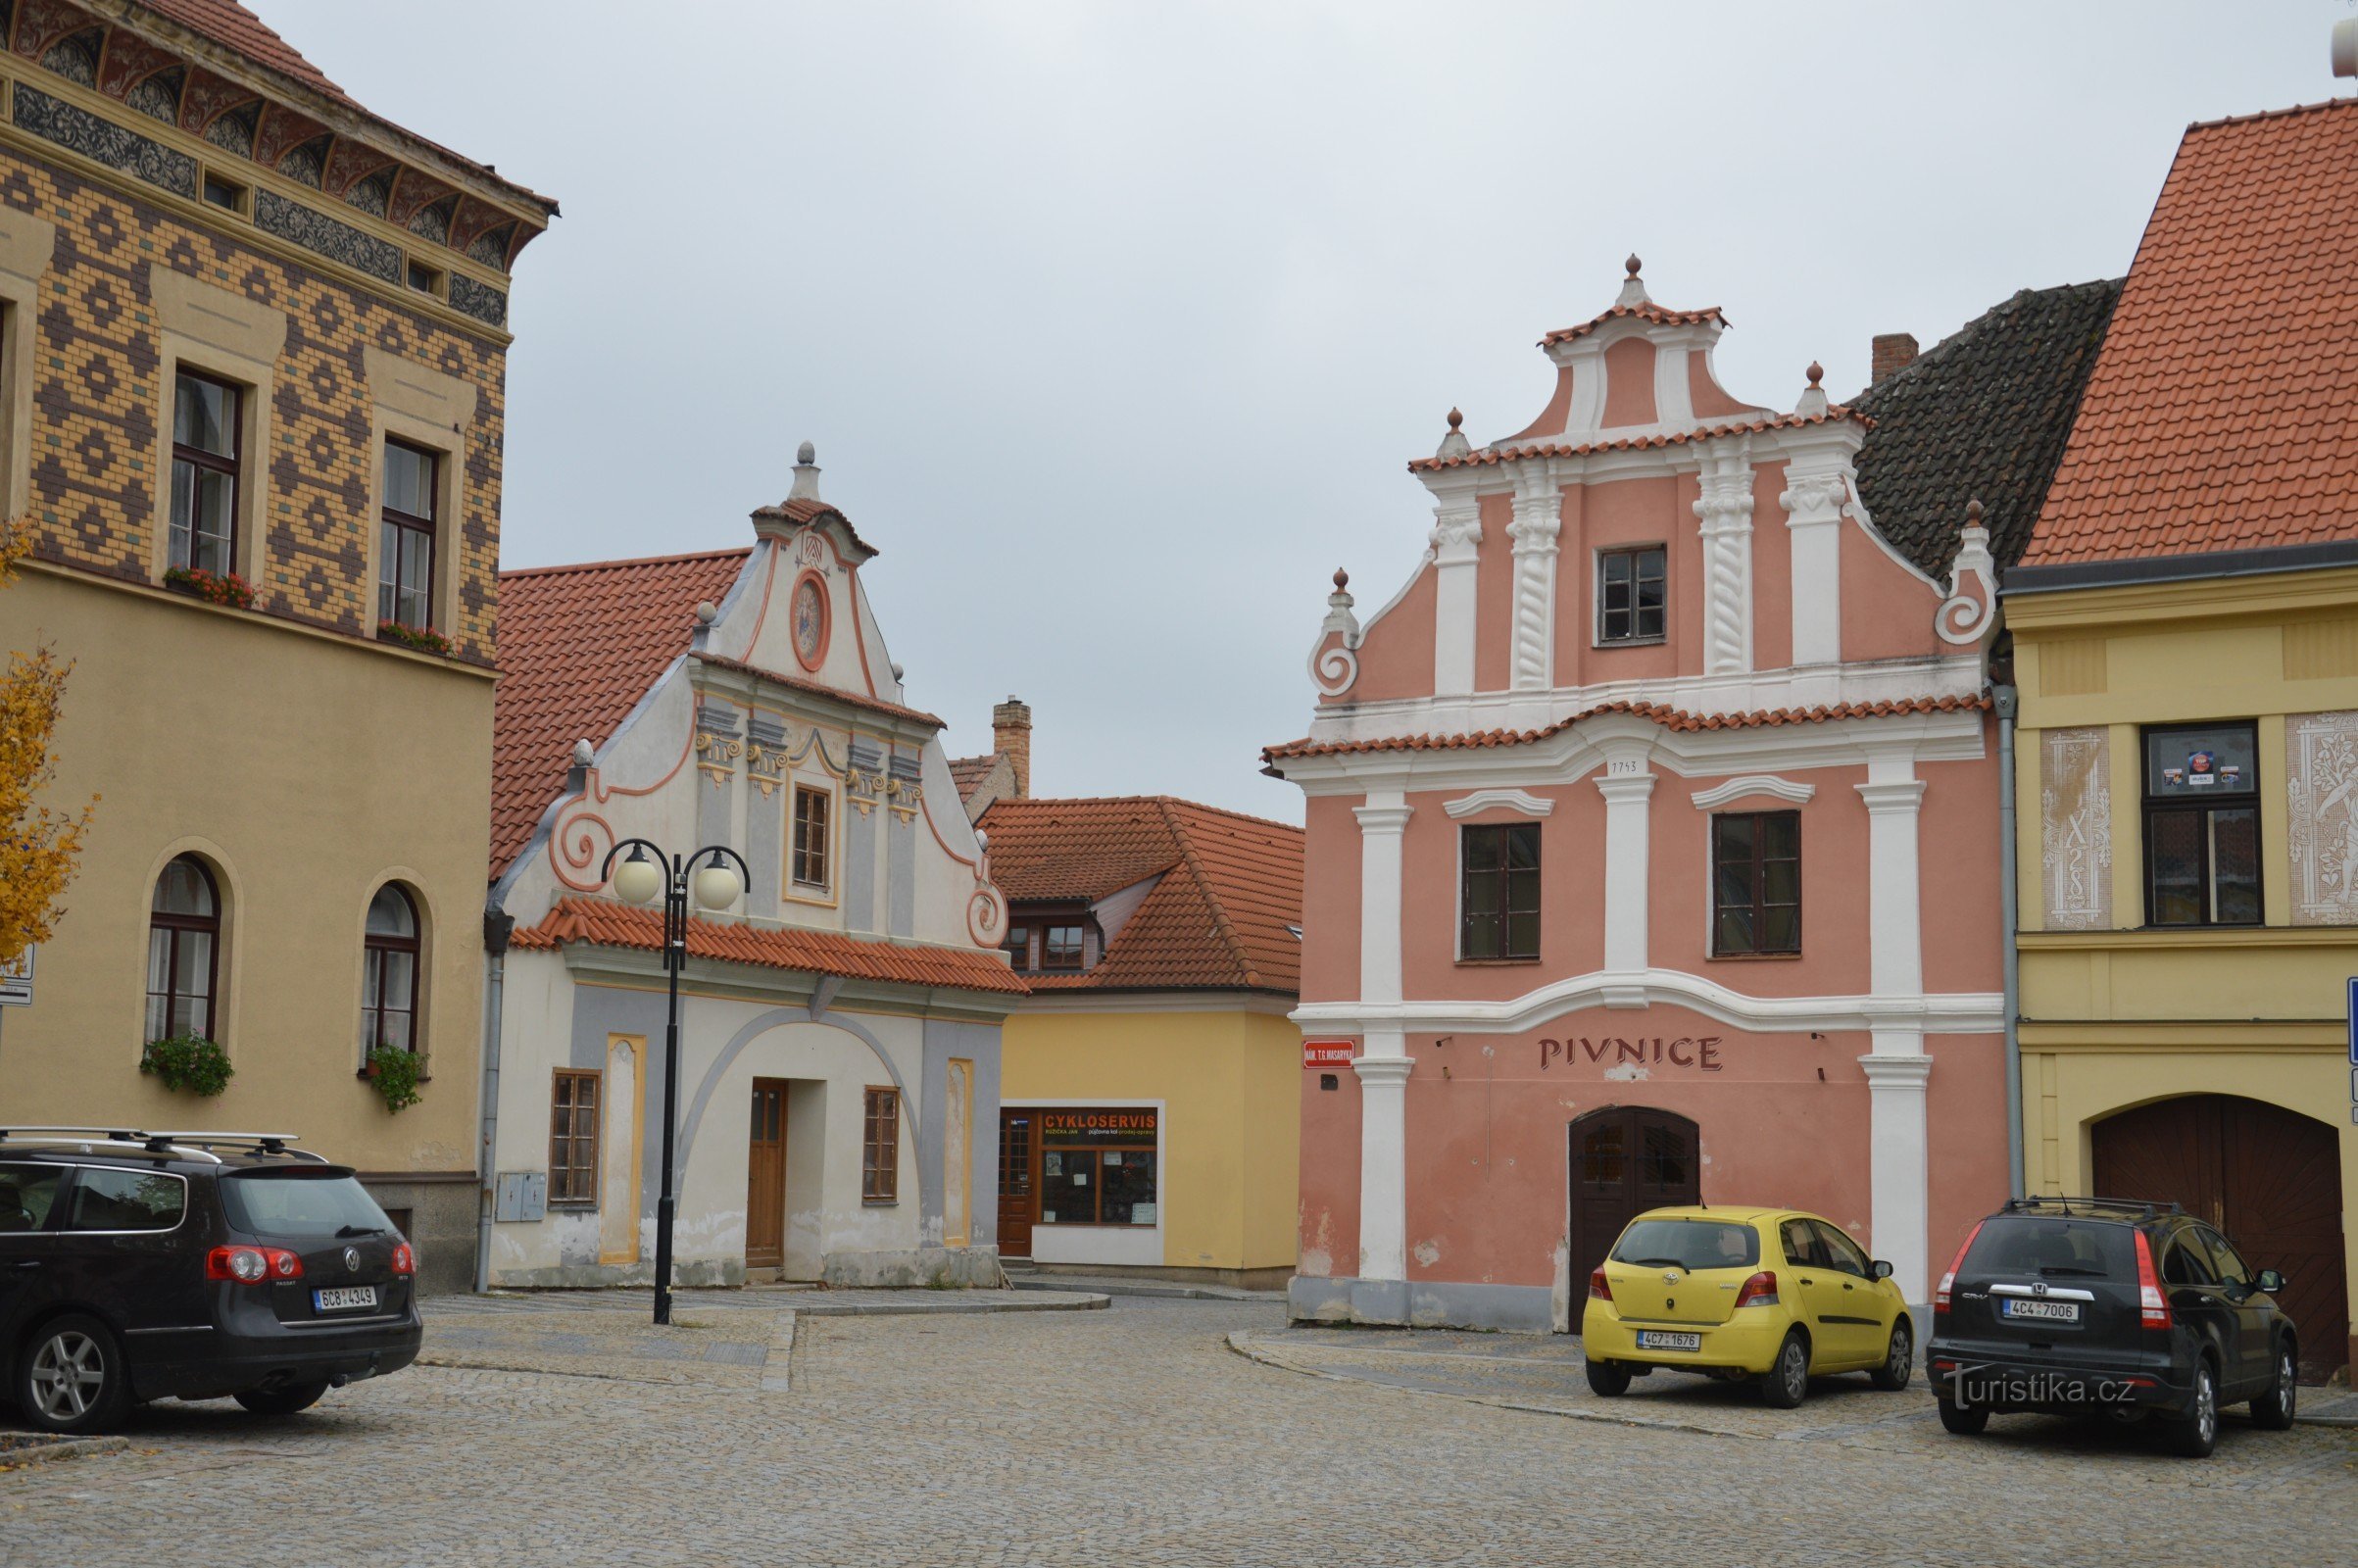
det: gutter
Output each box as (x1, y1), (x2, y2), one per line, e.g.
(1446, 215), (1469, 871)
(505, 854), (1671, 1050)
(1994, 684), (2025, 1200)
(2001, 539), (2358, 595)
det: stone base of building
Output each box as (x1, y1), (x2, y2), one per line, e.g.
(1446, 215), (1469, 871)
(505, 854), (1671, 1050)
(358, 1174), (478, 1298)
(1288, 1275), (1555, 1334)
(1019, 1260), (1294, 1292)
(819, 1246), (1004, 1290)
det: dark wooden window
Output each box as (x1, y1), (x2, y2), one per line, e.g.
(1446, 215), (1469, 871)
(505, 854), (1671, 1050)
(361, 884), (420, 1055)
(1001, 925), (1032, 969)
(1597, 545), (1666, 643)
(200, 172), (245, 212)
(1459, 823), (1540, 960)
(1041, 923), (1085, 969)
(791, 784), (832, 891)
(862, 1087), (900, 1202)
(378, 439), (438, 630)
(2142, 722), (2261, 926)
(146, 855), (221, 1042)
(1712, 810), (1801, 956)
(549, 1069), (601, 1205)
(169, 370), (240, 576)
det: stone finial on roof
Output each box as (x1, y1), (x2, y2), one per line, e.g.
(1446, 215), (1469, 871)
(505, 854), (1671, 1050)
(1436, 407), (1473, 462)
(1795, 360), (1831, 418)
(572, 738), (595, 766)
(788, 441), (822, 502)
(1615, 254), (1649, 309)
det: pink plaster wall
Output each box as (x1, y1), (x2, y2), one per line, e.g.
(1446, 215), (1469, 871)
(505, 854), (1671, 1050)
(1839, 520), (1942, 663)
(1473, 491), (1517, 694)
(1299, 795), (1363, 1004)
(1400, 790), (1606, 1001)
(1599, 337), (1657, 429)
(1917, 738), (2005, 996)
(1342, 557), (1438, 704)
(1298, 1055), (1362, 1279)
(1687, 350), (1753, 419)
(1749, 466), (1794, 670)
(1925, 1032), (2012, 1278)
(1651, 770), (1875, 997)
(1557, 475), (1687, 686)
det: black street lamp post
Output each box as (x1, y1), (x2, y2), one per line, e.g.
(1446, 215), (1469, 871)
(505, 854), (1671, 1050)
(599, 837), (752, 1326)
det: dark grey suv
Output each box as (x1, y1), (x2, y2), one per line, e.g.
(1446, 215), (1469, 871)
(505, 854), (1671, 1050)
(1925, 1196), (2300, 1458)
(0, 1127), (422, 1434)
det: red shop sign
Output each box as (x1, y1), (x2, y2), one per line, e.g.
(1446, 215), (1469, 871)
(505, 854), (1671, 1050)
(1302, 1039), (1355, 1069)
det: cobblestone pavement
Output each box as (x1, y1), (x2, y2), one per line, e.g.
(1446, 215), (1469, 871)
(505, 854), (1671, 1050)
(5, 1299), (2354, 1568)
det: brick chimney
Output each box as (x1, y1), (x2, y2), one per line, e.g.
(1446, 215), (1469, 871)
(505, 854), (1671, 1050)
(992, 696), (1032, 799)
(1871, 332), (1919, 383)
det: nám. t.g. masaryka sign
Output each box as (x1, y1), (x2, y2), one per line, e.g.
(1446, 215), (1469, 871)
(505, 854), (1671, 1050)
(1539, 1035), (1726, 1072)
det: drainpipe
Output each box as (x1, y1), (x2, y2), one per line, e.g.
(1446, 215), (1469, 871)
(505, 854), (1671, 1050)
(1993, 683), (2025, 1200)
(475, 906), (516, 1294)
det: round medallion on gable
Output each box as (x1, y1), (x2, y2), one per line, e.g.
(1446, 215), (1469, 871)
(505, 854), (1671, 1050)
(790, 571), (829, 671)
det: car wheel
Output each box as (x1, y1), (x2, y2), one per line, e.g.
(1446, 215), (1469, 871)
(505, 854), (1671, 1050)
(1938, 1397), (1989, 1436)
(2167, 1360), (2219, 1458)
(1584, 1358), (1632, 1397)
(1760, 1331), (1809, 1409)
(1870, 1319), (1913, 1392)
(17, 1314), (133, 1436)
(2248, 1343), (2297, 1432)
(234, 1381), (331, 1417)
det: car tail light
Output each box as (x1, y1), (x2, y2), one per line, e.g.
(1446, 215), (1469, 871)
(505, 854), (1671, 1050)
(392, 1242), (416, 1277)
(1733, 1270), (1779, 1309)
(1588, 1267), (1613, 1302)
(2134, 1230), (2172, 1330)
(206, 1246), (302, 1284)
(1934, 1220), (1985, 1317)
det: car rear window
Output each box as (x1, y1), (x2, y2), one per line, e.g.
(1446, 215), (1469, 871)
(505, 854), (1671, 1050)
(220, 1170), (393, 1240)
(1611, 1218), (1760, 1271)
(1960, 1216), (2137, 1280)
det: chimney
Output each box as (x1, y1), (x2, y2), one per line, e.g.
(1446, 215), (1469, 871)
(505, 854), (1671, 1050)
(1871, 332), (1919, 383)
(992, 696), (1032, 799)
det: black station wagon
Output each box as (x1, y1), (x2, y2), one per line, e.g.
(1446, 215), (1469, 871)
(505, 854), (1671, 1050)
(1926, 1196), (2300, 1458)
(0, 1128), (422, 1434)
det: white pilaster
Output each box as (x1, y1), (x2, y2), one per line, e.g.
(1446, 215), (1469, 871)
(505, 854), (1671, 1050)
(1859, 1047), (1933, 1300)
(1506, 471), (1562, 692)
(1779, 461), (1849, 666)
(1855, 759), (1926, 1000)
(1595, 756), (1655, 982)
(1354, 1051), (1413, 1281)
(1353, 796), (1412, 1005)
(1694, 438), (1754, 677)
(1429, 489), (1482, 700)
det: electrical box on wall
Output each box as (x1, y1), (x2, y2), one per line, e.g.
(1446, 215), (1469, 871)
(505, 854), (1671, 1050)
(494, 1172), (547, 1222)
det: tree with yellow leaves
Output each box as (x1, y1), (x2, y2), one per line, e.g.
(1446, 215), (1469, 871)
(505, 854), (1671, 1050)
(0, 523), (96, 969)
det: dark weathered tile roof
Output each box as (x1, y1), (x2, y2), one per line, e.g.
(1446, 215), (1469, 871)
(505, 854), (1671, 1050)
(1852, 278), (2122, 580)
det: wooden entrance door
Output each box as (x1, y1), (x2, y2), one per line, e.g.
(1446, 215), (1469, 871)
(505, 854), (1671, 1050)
(746, 1079), (788, 1272)
(1567, 1105), (1701, 1306)
(998, 1108), (1036, 1259)
(2093, 1094), (2347, 1381)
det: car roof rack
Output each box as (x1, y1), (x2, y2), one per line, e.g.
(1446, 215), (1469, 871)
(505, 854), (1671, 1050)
(0, 1126), (323, 1163)
(0, 1125), (147, 1144)
(2003, 1195), (2183, 1220)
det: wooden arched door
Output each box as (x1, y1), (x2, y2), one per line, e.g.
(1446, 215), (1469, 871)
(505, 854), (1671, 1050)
(1567, 1105), (1701, 1307)
(2092, 1095), (2347, 1382)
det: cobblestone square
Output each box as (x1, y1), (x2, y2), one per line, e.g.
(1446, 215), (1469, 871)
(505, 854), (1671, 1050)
(5, 1296), (2355, 1568)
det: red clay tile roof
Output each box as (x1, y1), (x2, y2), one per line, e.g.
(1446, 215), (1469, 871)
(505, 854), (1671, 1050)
(1409, 407), (1866, 472)
(492, 549), (751, 880)
(2022, 98), (2358, 566)
(979, 798), (1303, 995)
(1261, 694), (1990, 762)
(512, 898), (1027, 996)
(752, 497), (880, 559)
(1540, 301), (1729, 347)
(691, 655), (944, 729)
(139, 0), (347, 103)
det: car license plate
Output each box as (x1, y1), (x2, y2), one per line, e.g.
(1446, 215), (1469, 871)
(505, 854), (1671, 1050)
(1635, 1331), (1701, 1351)
(314, 1286), (378, 1313)
(1999, 1298), (2080, 1322)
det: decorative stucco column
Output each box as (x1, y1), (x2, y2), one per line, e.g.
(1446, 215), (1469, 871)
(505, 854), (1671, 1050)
(1352, 795), (1414, 1282)
(1506, 472), (1562, 692)
(1693, 438), (1754, 677)
(1779, 460), (1848, 666)
(1856, 757), (1932, 1299)
(1430, 498), (1482, 700)
(1595, 758), (1656, 987)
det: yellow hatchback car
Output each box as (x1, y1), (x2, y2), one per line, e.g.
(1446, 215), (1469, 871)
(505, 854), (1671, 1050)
(1581, 1206), (1914, 1408)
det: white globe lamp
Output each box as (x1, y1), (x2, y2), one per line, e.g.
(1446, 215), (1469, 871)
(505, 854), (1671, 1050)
(612, 851), (664, 906)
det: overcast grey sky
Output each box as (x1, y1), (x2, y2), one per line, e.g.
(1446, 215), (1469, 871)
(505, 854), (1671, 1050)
(288, 1), (2348, 821)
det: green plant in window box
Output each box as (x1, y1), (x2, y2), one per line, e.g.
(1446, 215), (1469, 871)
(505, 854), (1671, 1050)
(162, 566), (256, 610)
(140, 1035), (233, 1097)
(376, 620), (452, 657)
(363, 1044), (423, 1112)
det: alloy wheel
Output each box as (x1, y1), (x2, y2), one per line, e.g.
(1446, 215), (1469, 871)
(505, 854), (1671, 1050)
(2195, 1369), (2217, 1446)
(1889, 1328), (1910, 1379)
(2277, 1352), (2296, 1417)
(1783, 1342), (1806, 1399)
(28, 1331), (105, 1423)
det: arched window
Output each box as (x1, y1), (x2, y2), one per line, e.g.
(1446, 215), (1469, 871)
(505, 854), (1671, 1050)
(146, 856), (220, 1042)
(361, 885), (420, 1054)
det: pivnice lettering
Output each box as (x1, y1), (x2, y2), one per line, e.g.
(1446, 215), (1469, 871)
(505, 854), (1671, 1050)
(1537, 1036), (1724, 1071)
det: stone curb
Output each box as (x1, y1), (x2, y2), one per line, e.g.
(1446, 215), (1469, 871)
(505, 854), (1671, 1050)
(1011, 1279), (1282, 1303)
(794, 1293), (1108, 1317)
(761, 1309), (796, 1393)
(0, 1435), (131, 1470)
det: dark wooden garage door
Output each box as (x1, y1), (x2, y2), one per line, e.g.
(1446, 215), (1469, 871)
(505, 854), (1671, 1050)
(2092, 1095), (2347, 1382)
(1567, 1105), (1701, 1310)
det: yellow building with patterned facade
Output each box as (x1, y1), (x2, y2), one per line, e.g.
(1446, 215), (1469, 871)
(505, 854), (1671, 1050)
(0, 1), (555, 1293)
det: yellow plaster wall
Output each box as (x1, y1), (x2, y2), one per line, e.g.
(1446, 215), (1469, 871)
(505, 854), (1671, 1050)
(1001, 1006), (1302, 1272)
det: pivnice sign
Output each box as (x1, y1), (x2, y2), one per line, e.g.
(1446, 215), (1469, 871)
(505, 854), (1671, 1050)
(1538, 1035), (1727, 1072)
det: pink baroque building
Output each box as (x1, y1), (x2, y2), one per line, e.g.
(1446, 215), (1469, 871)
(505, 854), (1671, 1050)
(1264, 260), (2010, 1332)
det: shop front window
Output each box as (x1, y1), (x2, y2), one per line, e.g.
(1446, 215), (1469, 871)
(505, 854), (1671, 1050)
(1035, 1107), (1158, 1226)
